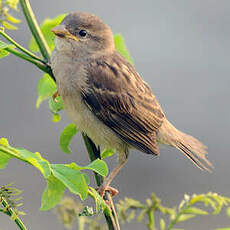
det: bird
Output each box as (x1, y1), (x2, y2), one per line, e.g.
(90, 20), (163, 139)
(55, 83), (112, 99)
(51, 11), (213, 198)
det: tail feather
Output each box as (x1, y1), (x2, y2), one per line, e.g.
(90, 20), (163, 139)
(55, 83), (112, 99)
(158, 119), (213, 172)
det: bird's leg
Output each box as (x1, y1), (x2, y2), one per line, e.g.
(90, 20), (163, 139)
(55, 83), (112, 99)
(98, 158), (128, 199)
(52, 90), (60, 102)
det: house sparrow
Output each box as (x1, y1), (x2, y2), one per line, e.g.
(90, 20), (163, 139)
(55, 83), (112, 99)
(51, 12), (212, 197)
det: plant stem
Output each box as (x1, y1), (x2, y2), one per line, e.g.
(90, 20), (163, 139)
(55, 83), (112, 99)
(5, 46), (52, 74)
(1, 198), (27, 230)
(19, 0), (51, 60)
(82, 134), (118, 230)
(0, 30), (46, 63)
(18, 0), (120, 229)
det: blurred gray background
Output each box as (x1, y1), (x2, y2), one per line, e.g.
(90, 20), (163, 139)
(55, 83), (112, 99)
(1, 0), (230, 229)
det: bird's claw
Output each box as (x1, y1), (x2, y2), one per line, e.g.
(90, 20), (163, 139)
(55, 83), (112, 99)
(97, 185), (119, 204)
(52, 90), (60, 102)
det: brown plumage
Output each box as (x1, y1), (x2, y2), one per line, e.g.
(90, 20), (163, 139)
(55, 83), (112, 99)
(51, 12), (213, 197)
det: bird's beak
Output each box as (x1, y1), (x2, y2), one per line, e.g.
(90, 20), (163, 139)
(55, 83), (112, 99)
(52, 25), (79, 41)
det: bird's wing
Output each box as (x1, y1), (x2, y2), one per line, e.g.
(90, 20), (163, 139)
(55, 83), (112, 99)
(81, 52), (165, 155)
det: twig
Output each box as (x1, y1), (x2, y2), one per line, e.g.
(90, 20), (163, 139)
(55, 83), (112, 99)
(0, 29), (46, 63)
(82, 134), (119, 230)
(1, 198), (27, 230)
(19, 0), (51, 60)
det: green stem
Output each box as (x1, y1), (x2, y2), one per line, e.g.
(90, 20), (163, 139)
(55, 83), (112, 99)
(167, 204), (191, 230)
(0, 30), (46, 64)
(5, 47), (52, 74)
(19, 0), (51, 60)
(1, 198), (27, 230)
(82, 134), (104, 186)
(82, 134), (118, 230)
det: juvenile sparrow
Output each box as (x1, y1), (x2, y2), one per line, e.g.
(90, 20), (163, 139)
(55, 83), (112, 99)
(51, 12), (212, 197)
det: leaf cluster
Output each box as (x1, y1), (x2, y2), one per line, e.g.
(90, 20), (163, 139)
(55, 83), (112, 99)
(117, 193), (230, 230)
(55, 196), (107, 230)
(0, 137), (109, 212)
(0, 0), (20, 30)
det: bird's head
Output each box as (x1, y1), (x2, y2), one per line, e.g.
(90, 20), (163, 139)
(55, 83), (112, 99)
(52, 12), (115, 56)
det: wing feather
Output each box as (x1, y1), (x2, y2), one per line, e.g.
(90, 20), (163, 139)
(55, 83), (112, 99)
(82, 52), (165, 155)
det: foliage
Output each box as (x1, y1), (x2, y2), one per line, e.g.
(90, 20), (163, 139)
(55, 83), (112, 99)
(55, 197), (107, 230)
(1, 3), (229, 230)
(0, 184), (27, 230)
(0, 137), (109, 211)
(0, 0), (20, 30)
(117, 193), (230, 230)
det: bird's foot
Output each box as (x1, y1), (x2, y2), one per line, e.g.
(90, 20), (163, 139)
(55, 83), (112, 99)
(97, 185), (119, 203)
(52, 90), (60, 102)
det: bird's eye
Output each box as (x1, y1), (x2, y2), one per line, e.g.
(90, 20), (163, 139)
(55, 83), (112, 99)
(79, 30), (87, 37)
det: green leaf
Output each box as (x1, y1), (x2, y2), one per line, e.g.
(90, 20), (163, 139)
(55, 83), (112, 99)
(114, 33), (133, 65)
(5, 12), (21, 24)
(51, 164), (88, 200)
(29, 14), (66, 52)
(176, 214), (195, 223)
(88, 187), (111, 215)
(82, 173), (90, 185)
(0, 40), (14, 58)
(40, 175), (65, 211)
(52, 113), (61, 122)
(67, 159), (109, 177)
(2, 21), (17, 30)
(101, 148), (115, 159)
(59, 123), (78, 154)
(0, 151), (11, 169)
(36, 74), (56, 108)
(0, 138), (51, 178)
(7, 0), (19, 10)
(16, 148), (51, 178)
(49, 96), (64, 114)
(184, 207), (208, 215)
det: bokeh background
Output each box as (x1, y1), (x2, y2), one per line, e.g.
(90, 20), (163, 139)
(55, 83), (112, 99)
(1, 0), (230, 229)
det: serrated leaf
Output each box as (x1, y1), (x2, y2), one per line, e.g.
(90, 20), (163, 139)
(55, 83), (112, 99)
(160, 218), (165, 230)
(176, 214), (195, 223)
(36, 74), (56, 108)
(114, 34), (133, 65)
(59, 123), (78, 154)
(51, 164), (88, 200)
(40, 175), (65, 211)
(184, 207), (208, 215)
(29, 14), (66, 52)
(101, 148), (115, 159)
(67, 159), (109, 177)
